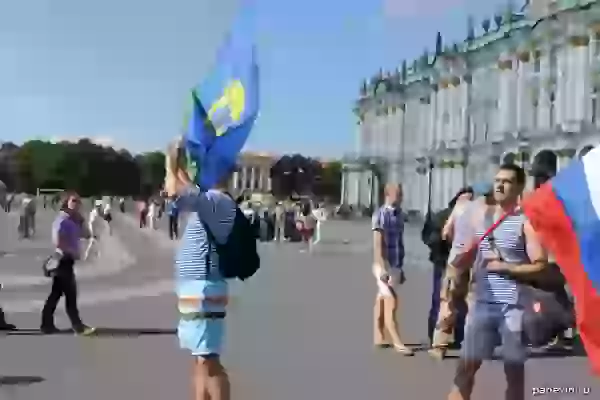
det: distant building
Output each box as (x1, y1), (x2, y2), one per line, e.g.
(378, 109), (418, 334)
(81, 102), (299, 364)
(343, 0), (600, 214)
(229, 151), (277, 194)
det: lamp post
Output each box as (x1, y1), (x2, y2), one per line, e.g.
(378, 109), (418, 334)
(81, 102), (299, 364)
(416, 157), (435, 218)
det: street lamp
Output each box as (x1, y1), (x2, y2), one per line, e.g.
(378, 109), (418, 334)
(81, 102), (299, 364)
(416, 157), (435, 217)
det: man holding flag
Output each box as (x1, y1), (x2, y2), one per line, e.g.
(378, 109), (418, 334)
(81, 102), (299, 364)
(169, 2), (259, 400)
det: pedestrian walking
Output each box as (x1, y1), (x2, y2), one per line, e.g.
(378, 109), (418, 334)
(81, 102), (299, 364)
(41, 193), (95, 335)
(167, 195), (180, 240)
(103, 201), (113, 235)
(138, 200), (148, 228)
(148, 199), (159, 230)
(422, 187), (473, 351)
(273, 202), (285, 242)
(311, 203), (325, 245)
(296, 203), (316, 253)
(84, 200), (104, 261)
(446, 164), (549, 400)
(372, 183), (414, 356)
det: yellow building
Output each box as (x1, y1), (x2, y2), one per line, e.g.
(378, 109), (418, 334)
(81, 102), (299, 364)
(228, 151), (277, 195)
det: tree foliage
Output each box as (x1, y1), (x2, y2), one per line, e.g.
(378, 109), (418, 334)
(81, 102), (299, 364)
(270, 154), (341, 201)
(0, 139), (165, 196)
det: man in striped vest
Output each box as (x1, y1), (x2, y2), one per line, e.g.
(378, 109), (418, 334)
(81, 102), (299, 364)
(165, 142), (237, 400)
(447, 164), (549, 400)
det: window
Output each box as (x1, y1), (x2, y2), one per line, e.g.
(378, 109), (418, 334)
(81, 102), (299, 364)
(534, 57), (541, 73)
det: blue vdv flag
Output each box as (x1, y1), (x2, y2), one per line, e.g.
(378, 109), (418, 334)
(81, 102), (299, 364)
(184, 2), (259, 190)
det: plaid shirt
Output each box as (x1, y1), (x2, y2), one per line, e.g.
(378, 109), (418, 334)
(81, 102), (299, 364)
(372, 205), (405, 269)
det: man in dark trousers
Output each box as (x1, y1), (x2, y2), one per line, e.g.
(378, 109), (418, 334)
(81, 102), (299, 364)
(530, 154), (573, 349)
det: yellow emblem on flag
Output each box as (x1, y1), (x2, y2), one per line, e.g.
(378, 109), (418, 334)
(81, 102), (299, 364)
(208, 80), (246, 136)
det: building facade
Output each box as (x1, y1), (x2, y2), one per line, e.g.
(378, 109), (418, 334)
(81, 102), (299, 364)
(228, 151), (275, 194)
(342, 0), (600, 215)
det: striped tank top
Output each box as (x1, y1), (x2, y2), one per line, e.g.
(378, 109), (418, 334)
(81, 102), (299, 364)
(174, 189), (236, 281)
(474, 211), (529, 305)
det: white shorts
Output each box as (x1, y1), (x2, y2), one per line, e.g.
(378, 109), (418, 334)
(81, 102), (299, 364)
(372, 264), (402, 297)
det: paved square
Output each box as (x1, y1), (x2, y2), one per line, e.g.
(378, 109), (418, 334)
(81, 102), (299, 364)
(0, 209), (598, 399)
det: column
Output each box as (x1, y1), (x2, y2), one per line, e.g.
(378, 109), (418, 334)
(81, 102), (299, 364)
(429, 87), (437, 148)
(436, 81), (446, 144)
(567, 33), (590, 124)
(515, 50), (532, 131)
(538, 48), (551, 130)
(241, 167), (248, 191)
(497, 52), (516, 134)
(555, 46), (566, 126)
(232, 171), (239, 190)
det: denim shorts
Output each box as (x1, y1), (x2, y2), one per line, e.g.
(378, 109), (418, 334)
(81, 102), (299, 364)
(461, 302), (526, 364)
(176, 279), (227, 357)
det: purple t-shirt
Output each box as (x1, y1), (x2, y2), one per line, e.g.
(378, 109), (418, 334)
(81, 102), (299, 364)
(52, 211), (81, 258)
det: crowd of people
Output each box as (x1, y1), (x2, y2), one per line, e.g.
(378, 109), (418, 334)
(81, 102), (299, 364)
(371, 163), (577, 400)
(0, 154), (582, 400)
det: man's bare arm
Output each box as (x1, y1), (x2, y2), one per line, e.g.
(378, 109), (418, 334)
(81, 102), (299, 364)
(373, 230), (386, 268)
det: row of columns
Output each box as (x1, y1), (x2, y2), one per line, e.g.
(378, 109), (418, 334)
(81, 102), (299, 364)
(231, 165), (272, 193)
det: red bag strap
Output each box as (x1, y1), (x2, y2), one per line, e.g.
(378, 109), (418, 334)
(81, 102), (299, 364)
(477, 210), (514, 245)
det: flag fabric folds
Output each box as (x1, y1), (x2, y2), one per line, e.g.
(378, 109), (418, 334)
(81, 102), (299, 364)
(521, 147), (600, 375)
(184, 1), (259, 190)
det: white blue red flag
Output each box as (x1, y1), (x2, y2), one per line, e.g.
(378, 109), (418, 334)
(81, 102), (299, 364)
(522, 147), (600, 374)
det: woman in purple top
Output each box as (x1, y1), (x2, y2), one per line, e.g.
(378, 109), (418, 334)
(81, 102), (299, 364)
(40, 193), (95, 335)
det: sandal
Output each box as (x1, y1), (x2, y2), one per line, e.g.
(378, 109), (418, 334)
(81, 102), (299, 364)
(393, 344), (415, 356)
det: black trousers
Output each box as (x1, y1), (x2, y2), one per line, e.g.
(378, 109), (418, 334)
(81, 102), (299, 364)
(168, 215), (179, 239)
(41, 256), (83, 329)
(139, 210), (147, 228)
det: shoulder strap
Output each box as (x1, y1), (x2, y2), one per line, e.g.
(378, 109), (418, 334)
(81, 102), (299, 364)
(477, 211), (513, 245)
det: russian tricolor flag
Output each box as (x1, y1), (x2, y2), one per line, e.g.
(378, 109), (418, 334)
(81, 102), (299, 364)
(522, 147), (600, 374)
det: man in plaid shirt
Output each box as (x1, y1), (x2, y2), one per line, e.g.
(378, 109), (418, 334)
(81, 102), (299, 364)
(372, 183), (413, 356)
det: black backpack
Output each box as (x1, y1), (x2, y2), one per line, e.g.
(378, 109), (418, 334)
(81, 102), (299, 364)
(203, 207), (261, 281)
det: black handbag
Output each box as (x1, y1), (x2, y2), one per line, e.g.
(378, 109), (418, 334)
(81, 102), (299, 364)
(487, 217), (573, 347)
(519, 284), (573, 347)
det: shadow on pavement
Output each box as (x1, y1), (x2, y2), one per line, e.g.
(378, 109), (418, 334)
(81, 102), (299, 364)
(92, 327), (176, 337)
(0, 376), (45, 386)
(4, 327), (176, 337)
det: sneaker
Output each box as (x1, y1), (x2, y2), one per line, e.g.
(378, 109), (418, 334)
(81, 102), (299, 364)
(40, 325), (60, 334)
(74, 325), (96, 336)
(428, 347), (447, 360)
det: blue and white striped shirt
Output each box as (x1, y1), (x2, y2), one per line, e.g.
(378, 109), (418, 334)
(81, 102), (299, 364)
(174, 187), (236, 284)
(450, 202), (529, 305)
(475, 211), (528, 305)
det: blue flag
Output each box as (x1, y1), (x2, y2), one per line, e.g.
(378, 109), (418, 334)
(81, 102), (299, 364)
(184, 2), (259, 190)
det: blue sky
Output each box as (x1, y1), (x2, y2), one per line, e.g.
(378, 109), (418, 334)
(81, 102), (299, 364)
(0, 0), (516, 157)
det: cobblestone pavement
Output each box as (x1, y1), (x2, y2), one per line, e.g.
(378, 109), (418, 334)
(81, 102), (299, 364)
(0, 209), (598, 399)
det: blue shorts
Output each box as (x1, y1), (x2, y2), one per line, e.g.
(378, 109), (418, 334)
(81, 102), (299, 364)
(461, 302), (526, 364)
(176, 279), (228, 357)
